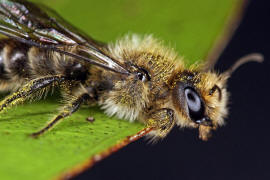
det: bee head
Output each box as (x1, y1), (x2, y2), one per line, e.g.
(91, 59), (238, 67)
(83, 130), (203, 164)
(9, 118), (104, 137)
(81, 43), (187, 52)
(171, 70), (228, 140)
(171, 53), (263, 141)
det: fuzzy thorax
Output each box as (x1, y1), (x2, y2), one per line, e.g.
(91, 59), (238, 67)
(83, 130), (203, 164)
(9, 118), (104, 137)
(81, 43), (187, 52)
(100, 75), (149, 122)
(99, 34), (181, 122)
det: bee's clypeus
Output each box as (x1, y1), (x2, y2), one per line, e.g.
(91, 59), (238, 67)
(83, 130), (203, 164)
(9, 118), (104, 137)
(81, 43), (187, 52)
(0, 0), (263, 141)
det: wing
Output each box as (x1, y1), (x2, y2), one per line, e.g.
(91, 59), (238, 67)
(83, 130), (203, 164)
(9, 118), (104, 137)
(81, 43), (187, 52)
(0, 0), (129, 74)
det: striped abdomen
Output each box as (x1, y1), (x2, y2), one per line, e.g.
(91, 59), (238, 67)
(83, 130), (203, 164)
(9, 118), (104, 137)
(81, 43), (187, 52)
(0, 39), (30, 80)
(0, 38), (88, 91)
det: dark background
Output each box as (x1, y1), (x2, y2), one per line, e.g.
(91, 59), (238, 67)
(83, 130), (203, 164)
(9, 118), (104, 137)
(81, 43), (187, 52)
(76, 0), (270, 179)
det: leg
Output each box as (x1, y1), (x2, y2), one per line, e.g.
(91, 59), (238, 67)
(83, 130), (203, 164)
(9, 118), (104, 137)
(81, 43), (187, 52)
(0, 75), (66, 112)
(146, 108), (175, 140)
(31, 93), (91, 137)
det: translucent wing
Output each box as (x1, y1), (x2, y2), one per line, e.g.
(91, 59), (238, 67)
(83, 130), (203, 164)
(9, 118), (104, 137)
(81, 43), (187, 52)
(0, 0), (129, 74)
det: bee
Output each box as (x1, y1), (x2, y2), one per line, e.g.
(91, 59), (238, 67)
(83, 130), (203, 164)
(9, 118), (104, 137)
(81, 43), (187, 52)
(0, 0), (263, 141)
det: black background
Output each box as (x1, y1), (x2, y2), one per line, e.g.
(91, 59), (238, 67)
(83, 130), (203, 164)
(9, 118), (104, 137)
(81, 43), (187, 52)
(76, 0), (270, 179)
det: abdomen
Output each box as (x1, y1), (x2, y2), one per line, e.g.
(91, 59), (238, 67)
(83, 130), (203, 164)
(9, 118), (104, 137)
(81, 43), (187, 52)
(0, 39), (31, 90)
(0, 38), (88, 91)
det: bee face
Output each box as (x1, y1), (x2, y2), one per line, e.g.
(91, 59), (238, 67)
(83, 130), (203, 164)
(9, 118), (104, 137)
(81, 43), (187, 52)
(172, 71), (229, 140)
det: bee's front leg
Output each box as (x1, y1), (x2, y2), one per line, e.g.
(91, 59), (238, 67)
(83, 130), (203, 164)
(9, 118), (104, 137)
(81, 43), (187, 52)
(146, 108), (175, 138)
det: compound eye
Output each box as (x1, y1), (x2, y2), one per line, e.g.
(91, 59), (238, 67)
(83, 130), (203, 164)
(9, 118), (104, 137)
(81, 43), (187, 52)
(184, 87), (204, 121)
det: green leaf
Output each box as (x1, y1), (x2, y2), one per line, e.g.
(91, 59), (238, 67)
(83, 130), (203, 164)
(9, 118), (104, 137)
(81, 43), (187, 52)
(0, 0), (244, 179)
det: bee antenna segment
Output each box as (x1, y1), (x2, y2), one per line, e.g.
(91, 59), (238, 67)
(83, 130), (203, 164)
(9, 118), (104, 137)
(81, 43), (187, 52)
(224, 53), (264, 76)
